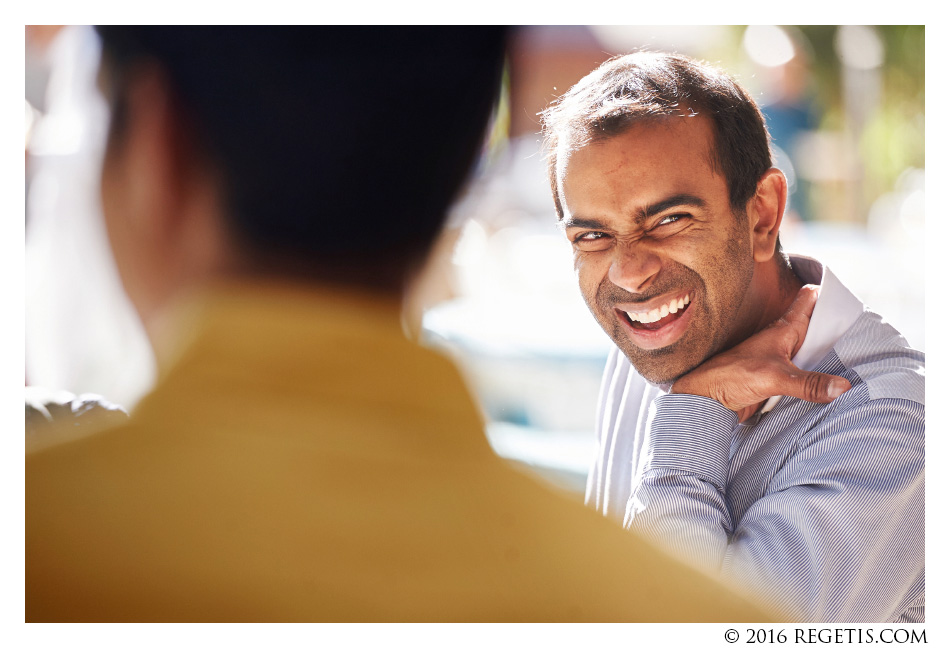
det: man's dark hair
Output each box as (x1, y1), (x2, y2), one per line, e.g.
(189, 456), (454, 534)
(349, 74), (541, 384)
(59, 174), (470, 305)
(95, 26), (507, 290)
(541, 51), (773, 220)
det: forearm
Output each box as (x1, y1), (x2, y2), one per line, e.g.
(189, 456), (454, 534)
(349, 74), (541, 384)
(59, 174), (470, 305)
(623, 394), (735, 573)
(624, 394), (925, 622)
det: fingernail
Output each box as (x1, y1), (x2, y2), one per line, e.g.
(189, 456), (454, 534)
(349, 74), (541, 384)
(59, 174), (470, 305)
(827, 381), (848, 399)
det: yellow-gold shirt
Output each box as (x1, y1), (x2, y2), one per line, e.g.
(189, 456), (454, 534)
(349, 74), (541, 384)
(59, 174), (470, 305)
(27, 281), (773, 621)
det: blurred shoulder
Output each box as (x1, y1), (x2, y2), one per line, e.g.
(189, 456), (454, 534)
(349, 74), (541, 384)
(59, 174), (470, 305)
(26, 387), (129, 454)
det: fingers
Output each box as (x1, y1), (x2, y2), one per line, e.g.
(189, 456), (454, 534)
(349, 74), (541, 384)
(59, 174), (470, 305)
(776, 284), (819, 358)
(781, 284), (819, 325)
(671, 282), (848, 414)
(783, 368), (851, 404)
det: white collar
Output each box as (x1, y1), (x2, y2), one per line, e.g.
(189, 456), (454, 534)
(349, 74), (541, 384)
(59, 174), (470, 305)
(759, 254), (866, 414)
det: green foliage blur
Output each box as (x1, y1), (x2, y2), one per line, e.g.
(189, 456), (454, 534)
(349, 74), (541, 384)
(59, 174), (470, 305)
(724, 25), (923, 223)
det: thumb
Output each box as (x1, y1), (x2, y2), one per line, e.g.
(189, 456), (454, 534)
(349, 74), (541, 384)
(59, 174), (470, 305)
(781, 368), (851, 404)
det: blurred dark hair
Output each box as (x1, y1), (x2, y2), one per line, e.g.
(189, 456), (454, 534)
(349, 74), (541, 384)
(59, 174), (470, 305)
(96, 26), (507, 289)
(541, 51), (773, 220)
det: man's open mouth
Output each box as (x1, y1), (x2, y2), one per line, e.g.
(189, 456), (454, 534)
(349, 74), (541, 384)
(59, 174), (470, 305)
(619, 294), (691, 331)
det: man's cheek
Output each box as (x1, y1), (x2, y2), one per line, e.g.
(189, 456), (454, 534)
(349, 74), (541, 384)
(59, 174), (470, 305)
(573, 252), (606, 284)
(574, 261), (606, 314)
(572, 249), (585, 273)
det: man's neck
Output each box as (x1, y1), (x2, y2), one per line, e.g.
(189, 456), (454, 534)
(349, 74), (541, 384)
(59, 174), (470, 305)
(729, 254), (804, 350)
(758, 254), (805, 330)
(773, 253), (807, 317)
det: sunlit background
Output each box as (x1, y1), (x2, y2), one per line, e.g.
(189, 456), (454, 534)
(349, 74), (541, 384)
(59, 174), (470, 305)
(25, 25), (924, 497)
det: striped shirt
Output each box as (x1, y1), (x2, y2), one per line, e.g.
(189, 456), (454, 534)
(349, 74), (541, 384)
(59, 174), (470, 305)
(586, 256), (924, 622)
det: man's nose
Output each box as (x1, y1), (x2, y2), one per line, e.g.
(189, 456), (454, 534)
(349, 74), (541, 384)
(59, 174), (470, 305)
(607, 244), (661, 294)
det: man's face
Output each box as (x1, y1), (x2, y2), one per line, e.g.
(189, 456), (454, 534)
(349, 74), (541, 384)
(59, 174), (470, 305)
(558, 116), (759, 384)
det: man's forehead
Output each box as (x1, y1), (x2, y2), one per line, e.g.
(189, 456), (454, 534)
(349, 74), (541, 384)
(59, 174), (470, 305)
(556, 115), (719, 201)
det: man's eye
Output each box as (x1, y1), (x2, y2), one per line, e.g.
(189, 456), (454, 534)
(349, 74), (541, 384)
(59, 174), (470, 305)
(577, 232), (606, 241)
(571, 231), (612, 251)
(657, 213), (687, 226)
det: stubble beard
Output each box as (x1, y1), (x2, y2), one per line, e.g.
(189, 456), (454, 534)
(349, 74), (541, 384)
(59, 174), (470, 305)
(588, 263), (712, 385)
(587, 238), (754, 386)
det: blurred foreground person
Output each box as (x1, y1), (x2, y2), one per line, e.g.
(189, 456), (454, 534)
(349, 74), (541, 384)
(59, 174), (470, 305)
(26, 27), (772, 622)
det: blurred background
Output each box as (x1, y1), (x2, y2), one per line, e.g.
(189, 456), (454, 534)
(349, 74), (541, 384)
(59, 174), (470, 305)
(25, 25), (924, 497)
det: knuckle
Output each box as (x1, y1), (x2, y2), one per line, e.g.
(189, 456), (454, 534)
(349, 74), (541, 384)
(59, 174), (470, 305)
(785, 311), (808, 326)
(803, 372), (825, 400)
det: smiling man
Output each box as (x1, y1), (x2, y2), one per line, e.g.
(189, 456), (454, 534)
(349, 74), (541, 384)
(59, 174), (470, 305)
(542, 52), (924, 622)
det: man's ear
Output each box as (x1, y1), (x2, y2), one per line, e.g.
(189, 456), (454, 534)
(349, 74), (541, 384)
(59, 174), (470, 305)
(101, 60), (231, 339)
(108, 61), (229, 274)
(115, 61), (193, 245)
(747, 168), (788, 263)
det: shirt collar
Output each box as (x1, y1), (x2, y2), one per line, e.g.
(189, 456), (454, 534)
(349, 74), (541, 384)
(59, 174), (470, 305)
(759, 254), (865, 414)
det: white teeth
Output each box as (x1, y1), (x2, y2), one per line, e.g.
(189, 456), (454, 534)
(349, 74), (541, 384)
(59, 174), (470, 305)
(625, 294), (690, 325)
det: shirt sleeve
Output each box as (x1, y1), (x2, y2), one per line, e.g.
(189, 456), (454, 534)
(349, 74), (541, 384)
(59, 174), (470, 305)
(585, 347), (623, 513)
(623, 392), (925, 622)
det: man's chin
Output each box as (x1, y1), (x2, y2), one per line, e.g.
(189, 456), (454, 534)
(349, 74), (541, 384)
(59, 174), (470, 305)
(618, 345), (703, 387)
(633, 367), (683, 389)
(599, 314), (712, 385)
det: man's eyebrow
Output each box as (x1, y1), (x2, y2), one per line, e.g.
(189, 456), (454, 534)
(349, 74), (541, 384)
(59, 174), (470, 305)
(639, 194), (707, 221)
(561, 194), (708, 230)
(561, 216), (607, 230)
